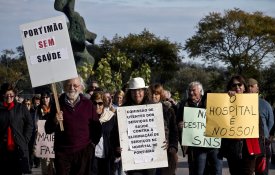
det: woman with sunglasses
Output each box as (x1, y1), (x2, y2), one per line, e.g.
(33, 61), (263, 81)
(0, 83), (33, 174)
(219, 75), (260, 175)
(91, 91), (118, 175)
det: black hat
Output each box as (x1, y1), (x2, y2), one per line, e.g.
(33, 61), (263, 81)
(41, 91), (51, 98)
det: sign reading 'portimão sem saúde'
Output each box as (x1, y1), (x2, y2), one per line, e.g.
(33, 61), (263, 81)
(19, 15), (77, 87)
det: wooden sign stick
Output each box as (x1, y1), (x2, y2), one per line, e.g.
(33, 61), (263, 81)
(51, 83), (64, 131)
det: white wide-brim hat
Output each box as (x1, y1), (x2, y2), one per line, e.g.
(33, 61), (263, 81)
(128, 77), (148, 89)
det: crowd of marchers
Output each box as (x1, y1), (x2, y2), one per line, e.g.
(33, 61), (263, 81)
(0, 75), (274, 175)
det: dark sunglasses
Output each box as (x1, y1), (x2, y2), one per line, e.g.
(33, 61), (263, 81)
(231, 83), (243, 88)
(94, 101), (104, 106)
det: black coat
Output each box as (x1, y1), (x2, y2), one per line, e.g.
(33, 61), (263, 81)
(0, 101), (33, 173)
(92, 115), (118, 175)
(162, 101), (178, 151)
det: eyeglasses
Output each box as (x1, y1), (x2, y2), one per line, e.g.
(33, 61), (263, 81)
(66, 84), (80, 89)
(231, 83), (243, 88)
(5, 94), (14, 98)
(94, 101), (104, 106)
(42, 96), (49, 99)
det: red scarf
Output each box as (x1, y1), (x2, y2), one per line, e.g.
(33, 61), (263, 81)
(246, 138), (261, 155)
(3, 101), (14, 110)
(3, 101), (15, 151)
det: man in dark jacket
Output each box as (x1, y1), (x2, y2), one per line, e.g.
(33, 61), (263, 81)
(45, 76), (102, 175)
(177, 81), (222, 175)
(247, 78), (274, 175)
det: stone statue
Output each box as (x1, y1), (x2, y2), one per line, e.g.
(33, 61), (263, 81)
(54, 0), (96, 66)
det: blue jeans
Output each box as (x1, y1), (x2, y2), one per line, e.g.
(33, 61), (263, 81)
(114, 159), (123, 175)
(191, 148), (222, 175)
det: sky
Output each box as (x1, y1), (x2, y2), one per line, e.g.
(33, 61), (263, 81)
(1, 0), (275, 58)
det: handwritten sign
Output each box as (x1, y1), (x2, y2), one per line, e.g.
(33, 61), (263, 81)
(117, 103), (168, 171)
(19, 15), (77, 87)
(34, 120), (55, 158)
(182, 107), (221, 148)
(205, 93), (259, 138)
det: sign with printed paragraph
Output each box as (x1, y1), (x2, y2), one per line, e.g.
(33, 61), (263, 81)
(182, 107), (221, 148)
(34, 120), (55, 158)
(19, 15), (77, 87)
(117, 103), (168, 171)
(205, 93), (259, 138)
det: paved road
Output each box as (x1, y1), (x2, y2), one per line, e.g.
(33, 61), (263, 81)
(176, 150), (275, 175)
(31, 148), (275, 175)
(31, 157), (275, 175)
(176, 157), (275, 175)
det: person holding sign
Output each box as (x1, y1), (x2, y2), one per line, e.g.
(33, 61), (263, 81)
(90, 91), (118, 175)
(148, 83), (178, 175)
(123, 77), (166, 175)
(0, 83), (33, 174)
(45, 76), (102, 175)
(219, 75), (261, 175)
(177, 81), (222, 175)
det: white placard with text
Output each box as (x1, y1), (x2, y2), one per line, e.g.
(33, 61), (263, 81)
(34, 120), (55, 158)
(19, 15), (77, 87)
(117, 103), (168, 171)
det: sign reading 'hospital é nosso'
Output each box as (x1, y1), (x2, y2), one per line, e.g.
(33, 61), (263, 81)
(19, 15), (77, 87)
(205, 93), (259, 138)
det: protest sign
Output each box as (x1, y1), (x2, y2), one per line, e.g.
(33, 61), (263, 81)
(205, 93), (259, 138)
(117, 103), (168, 171)
(19, 15), (77, 87)
(34, 120), (55, 158)
(182, 107), (221, 148)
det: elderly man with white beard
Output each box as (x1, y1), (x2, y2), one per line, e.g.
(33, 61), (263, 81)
(45, 76), (102, 175)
